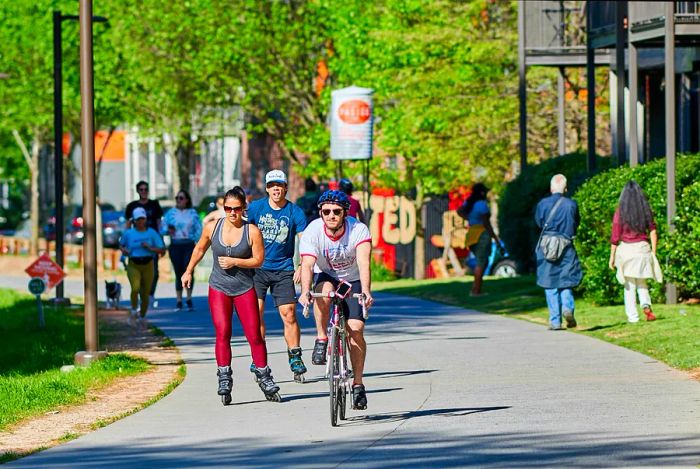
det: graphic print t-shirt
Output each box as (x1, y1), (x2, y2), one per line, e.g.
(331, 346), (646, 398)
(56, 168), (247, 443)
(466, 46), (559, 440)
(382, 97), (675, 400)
(247, 198), (307, 270)
(299, 217), (372, 282)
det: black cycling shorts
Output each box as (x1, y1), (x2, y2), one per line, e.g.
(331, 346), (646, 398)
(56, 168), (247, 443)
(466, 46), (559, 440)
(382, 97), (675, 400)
(254, 269), (296, 307)
(313, 272), (365, 322)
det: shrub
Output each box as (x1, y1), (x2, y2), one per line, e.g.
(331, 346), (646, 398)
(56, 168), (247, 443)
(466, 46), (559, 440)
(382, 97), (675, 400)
(575, 153), (700, 304)
(498, 152), (611, 273)
(665, 181), (700, 297)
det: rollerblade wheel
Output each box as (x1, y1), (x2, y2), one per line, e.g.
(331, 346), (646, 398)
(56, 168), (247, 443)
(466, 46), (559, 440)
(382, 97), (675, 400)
(266, 392), (282, 402)
(294, 373), (306, 383)
(221, 394), (232, 406)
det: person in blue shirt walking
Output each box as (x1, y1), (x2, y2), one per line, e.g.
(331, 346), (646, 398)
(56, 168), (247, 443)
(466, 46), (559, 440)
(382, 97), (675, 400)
(119, 207), (165, 326)
(163, 190), (202, 311)
(247, 169), (309, 382)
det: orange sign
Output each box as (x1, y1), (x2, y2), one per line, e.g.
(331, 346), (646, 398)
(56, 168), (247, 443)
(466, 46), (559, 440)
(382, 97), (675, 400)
(25, 253), (67, 290)
(338, 100), (371, 124)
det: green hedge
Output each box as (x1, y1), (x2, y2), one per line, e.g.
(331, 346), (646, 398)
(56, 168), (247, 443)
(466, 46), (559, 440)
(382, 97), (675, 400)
(575, 153), (700, 304)
(498, 152), (610, 274)
(657, 178), (700, 296)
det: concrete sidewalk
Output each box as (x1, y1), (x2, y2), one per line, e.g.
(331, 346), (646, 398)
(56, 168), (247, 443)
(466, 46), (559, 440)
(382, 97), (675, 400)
(6, 278), (700, 468)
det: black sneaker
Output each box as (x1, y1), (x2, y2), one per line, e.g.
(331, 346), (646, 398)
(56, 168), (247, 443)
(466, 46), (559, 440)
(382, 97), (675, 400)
(352, 384), (367, 410)
(175, 301), (183, 311)
(312, 339), (328, 365)
(186, 299), (194, 311)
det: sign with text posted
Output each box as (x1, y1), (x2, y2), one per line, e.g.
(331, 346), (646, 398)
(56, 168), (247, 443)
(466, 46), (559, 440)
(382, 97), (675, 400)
(330, 86), (374, 160)
(25, 253), (66, 290)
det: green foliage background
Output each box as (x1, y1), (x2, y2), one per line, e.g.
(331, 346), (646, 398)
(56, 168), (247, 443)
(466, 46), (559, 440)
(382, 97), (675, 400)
(575, 153), (700, 304)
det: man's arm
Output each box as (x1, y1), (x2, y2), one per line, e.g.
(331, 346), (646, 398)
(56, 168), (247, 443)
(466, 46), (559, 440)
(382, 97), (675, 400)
(356, 241), (374, 308)
(298, 254), (316, 307)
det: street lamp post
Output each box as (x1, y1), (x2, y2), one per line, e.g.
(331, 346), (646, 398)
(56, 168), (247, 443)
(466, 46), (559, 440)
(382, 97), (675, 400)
(52, 10), (107, 306)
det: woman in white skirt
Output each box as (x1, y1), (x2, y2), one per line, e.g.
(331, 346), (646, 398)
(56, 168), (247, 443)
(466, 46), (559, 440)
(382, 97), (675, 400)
(608, 181), (663, 323)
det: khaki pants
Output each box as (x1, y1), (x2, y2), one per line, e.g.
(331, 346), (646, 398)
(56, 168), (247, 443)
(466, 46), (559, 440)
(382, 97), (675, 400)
(127, 260), (154, 317)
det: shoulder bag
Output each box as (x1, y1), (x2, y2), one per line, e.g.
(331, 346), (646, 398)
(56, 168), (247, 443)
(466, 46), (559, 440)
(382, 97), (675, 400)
(537, 197), (571, 262)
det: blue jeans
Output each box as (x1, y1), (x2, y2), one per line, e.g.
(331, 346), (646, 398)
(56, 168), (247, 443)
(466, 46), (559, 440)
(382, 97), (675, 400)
(544, 288), (575, 327)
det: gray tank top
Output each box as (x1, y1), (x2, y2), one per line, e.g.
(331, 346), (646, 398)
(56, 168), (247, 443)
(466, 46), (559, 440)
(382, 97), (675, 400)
(208, 219), (254, 296)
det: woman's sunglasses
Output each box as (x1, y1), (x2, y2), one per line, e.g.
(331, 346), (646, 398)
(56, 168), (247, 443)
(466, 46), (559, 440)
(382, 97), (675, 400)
(321, 208), (343, 216)
(223, 205), (244, 214)
(176, 196), (187, 201)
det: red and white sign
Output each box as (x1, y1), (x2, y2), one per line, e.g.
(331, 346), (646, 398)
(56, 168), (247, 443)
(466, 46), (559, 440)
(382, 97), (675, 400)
(338, 100), (371, 124)
(25, 253), (67, 290)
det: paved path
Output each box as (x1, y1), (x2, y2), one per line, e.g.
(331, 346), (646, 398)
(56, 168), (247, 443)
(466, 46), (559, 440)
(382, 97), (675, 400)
(6, 277), (700, 468)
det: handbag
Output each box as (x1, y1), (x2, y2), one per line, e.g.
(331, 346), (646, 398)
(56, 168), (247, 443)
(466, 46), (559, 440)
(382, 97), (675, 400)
(537, 198), (571, 263)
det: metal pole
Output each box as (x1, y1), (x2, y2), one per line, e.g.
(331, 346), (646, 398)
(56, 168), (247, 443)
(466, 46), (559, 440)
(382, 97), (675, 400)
(615, 1), (626, 167)
(558, 68), (565, 156)
(518, 0), (527, 170)
(79, 0), (100, 357)
(52, 11), (69, 305)
(586, 4), (596, 172)
(664, 2), (677, 304)
(629, 40), (639, 167)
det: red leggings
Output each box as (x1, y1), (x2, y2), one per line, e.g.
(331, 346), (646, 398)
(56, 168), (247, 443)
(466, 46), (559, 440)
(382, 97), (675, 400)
(208, 286), (267, 368)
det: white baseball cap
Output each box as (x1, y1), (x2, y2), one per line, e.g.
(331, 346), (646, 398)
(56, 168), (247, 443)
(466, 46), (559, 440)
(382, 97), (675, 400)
(132, 207), (147, 220)
(265, 170), (287, 185)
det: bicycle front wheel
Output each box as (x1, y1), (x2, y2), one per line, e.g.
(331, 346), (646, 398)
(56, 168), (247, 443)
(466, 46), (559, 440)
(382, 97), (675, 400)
(328, 324), (340, 427)
(338, 332), (349, 420)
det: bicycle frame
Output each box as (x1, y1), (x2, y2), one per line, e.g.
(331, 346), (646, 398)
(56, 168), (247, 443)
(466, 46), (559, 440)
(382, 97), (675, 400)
(303, 290), (366, 426)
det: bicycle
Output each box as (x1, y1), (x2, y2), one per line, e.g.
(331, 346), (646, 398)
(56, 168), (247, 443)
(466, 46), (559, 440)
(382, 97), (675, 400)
(302, 282), (367, 427)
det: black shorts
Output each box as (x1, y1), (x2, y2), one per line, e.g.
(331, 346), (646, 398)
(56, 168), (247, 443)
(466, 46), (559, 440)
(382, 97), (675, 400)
(254, 269), (296, 307)
(314, 272), (365, 322)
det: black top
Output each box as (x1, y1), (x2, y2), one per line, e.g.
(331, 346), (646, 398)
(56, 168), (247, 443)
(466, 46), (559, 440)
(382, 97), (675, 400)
(125, 199), (164, 231)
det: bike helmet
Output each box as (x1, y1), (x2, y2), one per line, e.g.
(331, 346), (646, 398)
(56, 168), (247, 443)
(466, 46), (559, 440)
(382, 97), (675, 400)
(317, 190), (351, 210)
(339, 178), (353, 194)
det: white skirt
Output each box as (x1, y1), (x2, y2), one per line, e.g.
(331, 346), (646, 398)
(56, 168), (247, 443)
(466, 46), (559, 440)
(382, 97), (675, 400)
(615, 241), (663, 285)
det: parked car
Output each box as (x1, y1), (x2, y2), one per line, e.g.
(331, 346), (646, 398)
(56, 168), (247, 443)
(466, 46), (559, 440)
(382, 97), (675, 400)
(44, 203), (123, 247)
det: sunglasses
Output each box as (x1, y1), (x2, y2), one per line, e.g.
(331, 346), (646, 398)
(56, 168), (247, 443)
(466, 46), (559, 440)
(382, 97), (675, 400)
(176, 196), (186, 201)
(137, 187), (149, 193)
(223, 205), (244, 214)
(321, 208), (343, 216)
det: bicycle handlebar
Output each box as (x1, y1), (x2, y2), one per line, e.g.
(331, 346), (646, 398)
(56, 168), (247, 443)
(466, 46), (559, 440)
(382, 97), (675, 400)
(301, 292), (368, 320)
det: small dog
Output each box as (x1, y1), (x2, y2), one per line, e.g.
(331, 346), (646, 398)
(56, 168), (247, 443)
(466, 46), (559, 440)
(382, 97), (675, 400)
(105, 280), (122, 309)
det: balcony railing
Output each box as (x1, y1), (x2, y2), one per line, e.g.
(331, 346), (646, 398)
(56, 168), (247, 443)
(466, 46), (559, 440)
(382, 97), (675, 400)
(524, 1), (586, 54)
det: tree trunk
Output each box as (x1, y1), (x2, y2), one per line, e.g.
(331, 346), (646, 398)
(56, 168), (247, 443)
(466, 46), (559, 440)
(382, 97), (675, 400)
(29, 138), (40, 257)
(413, 182), (426, 280)
(162, 133), (181, 195)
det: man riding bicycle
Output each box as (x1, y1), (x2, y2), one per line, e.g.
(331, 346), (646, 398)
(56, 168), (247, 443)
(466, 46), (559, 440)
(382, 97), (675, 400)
(298, 190), (374, 410)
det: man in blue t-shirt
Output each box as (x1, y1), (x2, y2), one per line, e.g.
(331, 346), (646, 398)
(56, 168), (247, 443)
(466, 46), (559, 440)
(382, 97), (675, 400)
(247, 169), (308, 381)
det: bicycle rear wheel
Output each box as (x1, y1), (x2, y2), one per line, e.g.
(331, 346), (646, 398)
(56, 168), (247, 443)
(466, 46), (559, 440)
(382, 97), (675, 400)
(328, 323), (340, 427)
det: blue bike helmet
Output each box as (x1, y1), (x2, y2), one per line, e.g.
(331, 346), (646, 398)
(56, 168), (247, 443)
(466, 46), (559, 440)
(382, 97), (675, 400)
(317, 190), (351, 210)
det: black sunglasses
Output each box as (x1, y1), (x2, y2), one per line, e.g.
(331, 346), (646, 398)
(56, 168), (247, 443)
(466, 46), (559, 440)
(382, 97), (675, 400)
(137, 187), (149, 192)
(321, 208), (343, 216)
(223, 205), (244, 214)
(176, 196), (186, 200)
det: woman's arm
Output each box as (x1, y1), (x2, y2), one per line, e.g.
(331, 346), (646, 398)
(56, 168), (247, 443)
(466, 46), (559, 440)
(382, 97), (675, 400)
(650, 229), (657, 254)
(481, 213), (500, 245)
(609, 244), (617, 270)
(182, 221), (214, 288)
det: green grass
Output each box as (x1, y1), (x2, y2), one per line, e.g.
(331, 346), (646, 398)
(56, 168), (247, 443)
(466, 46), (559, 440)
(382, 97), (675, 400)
(0, 288), (150, 432)
(375, 275), (700, 371)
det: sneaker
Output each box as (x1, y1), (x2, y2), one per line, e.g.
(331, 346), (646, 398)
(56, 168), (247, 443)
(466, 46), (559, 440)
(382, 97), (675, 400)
(175, 301), (183, 311)
(186, 299), (194, 311)
(352, 384), (367, 410)
(563, 311), (577, 328)
(643, 306), (656, 321)
(548, 325), (564, 331)
(312, 339), (328, 365)
(152, 299), (159, 309)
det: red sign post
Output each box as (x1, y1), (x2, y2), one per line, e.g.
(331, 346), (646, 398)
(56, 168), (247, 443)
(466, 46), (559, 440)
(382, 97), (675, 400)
(25, 253), (67, 290)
